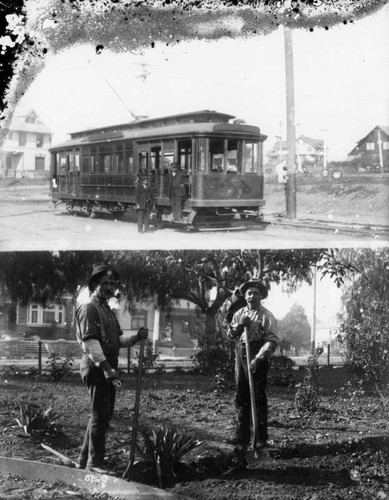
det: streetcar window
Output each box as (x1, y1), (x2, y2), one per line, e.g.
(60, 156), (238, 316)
(227, 139), (239, 173)
(67, 154), (74, 172)
(243, 141), (259, 173)
(193, 138), (206, 172)
(124, 142), (133, 173)
(162, 139), (175, 170)
(82, 155), (90, 173)
(89, 146), (97, 173)
(115, 151), (124, 173)
(150, 147), (161, 171)
(139, 151), (148, 172)
(91, 155), (97, 173)
(128, 156), (134, 172)
(177, 139), (191, 172)
(59, 153), (67, 173)
(102, 155), (111, 172)
(75, 152), (80, 172)
(209, 138), (224, 172)
(100, 145), (113, 173)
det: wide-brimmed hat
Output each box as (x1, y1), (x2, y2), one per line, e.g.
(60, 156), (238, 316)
(239, 280), (268, 299)
(88, 265), (119, 292)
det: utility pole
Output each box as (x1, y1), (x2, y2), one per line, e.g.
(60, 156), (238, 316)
(284, 26), (297, 218)
(311, 266), (317, 354)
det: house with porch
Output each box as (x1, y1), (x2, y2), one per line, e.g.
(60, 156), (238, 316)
(266, 135), (325, 174)
(0, 107), (52, 179)
(14, 294), (201, 357)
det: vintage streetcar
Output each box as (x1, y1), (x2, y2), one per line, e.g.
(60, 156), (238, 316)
(50, 110), (267, 229)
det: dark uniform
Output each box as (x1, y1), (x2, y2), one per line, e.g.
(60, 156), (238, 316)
(135, 177), (154, 233)
(228, 280), (279, 447)
(168, 164), (187, 221)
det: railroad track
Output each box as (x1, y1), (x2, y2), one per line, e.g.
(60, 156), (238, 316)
(266, 215), (389, 237)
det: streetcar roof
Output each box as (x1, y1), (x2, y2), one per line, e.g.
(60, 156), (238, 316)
(70, 110), (235, 138)
(50, 117), (264, 151)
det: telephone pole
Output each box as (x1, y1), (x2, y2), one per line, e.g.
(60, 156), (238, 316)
(284, 26), (297, 218)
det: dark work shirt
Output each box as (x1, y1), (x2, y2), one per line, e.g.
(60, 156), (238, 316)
(76, 295), (123, 365)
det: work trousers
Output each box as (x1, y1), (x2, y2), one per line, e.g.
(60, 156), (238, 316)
(171, 195), (184, 221)
(234, 341), (269, 443)
(79, 360), (116, 468)
(137, 204), (151, 233)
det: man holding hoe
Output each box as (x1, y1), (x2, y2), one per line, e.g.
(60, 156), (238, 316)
(75, 264), (148, 475)
(227, 279), (279, 449)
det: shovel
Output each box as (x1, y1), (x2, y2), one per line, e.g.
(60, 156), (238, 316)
(243, 326), (268, 469)
(122, 336), (145, 479)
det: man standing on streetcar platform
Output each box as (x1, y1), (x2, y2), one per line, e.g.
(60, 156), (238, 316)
(168, 163), (187, 221)
(227, 279), (279, 448)
(75, 265), (148, 475)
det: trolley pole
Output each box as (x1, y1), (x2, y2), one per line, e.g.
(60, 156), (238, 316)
(284, 26), (297, 218)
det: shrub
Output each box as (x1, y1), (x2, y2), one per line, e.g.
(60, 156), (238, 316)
(193, 342), (235, 380)
(131, 340), (159, 374)
(269, 355), (296, 387)
(294, 347), (323, 416)
(337, 320), (389, 389)
(46, 354), (74, 381)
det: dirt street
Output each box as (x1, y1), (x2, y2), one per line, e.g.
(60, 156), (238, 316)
(0, 198), (386, 251)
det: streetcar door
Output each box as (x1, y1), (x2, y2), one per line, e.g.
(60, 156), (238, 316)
(71, 149), (80, 196)
(137, 142), (163, 197)
(58, 151), (69, 196)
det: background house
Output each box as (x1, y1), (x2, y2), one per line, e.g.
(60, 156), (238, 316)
(0, 107), (52, 179)
(14, 295), (201, 357)
(347, 125), (389, 173)
(266, 135), (325, 174)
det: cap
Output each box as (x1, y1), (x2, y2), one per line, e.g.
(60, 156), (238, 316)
(88, 265), (119, 292)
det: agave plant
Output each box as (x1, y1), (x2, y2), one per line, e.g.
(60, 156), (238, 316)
(14, 401), (59, 436)
(139, 426), (203, 487)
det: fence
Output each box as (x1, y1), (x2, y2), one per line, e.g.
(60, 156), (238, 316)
(0, 339), (196, 374)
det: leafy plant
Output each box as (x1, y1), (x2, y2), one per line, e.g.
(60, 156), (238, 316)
(294, 347), (323, 416)
(138, 426), (203, 487)
(131, 340), (159, 374)
(14, 402), (59, 436)
(46, 353), (74, 381)
(337, 320), (389, 388)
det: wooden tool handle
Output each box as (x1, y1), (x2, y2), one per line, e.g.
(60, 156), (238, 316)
(244, 326), (258, 450)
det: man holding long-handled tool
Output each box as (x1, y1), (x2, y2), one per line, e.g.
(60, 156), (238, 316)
(75, 264), (148, 475)
(227, 280), (279, 455)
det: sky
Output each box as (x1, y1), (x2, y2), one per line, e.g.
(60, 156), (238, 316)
(16, 3), (389, 162)
(263, 275), (343, 325)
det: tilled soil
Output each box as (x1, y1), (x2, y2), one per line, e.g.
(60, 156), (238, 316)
(0, 369), (388, 499)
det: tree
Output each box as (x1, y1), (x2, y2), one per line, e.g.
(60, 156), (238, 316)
(0, 249), (356, 345)
(337, 248), (389, 387)
(278, 303), (311, 356)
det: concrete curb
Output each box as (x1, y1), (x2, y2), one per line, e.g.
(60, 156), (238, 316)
(0, 456), (181, 500)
